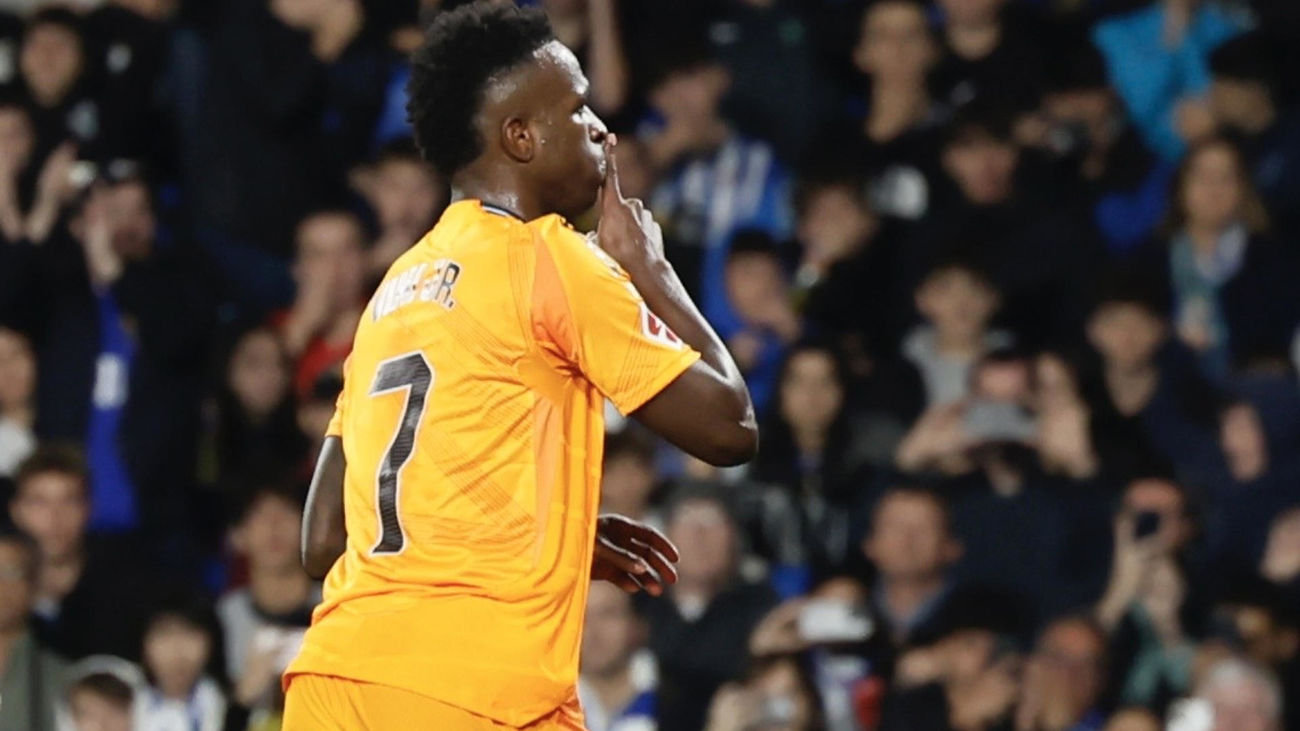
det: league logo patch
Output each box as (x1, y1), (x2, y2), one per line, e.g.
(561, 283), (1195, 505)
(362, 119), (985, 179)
(640, 304), (683, 349)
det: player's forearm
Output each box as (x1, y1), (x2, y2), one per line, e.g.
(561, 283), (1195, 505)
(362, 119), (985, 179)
(302, 436), (347, 579)
(626, 257), (753, 423)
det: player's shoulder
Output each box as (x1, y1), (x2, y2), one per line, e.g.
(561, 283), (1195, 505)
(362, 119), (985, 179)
(529, 216), (624, 281)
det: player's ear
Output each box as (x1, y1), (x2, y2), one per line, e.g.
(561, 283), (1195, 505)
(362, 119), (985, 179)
(501, 116), (536, 164)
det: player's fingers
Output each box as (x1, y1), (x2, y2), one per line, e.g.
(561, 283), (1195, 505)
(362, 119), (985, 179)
(596, 537), (649, 575)
(636, 573), (666, 597)
(611, 573), (643, 594)
(630, 539), (678, 585)
(627, 522), (680, 563)
(601, 134), (622, 206)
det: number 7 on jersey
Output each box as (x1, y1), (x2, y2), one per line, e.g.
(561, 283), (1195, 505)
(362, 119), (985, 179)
(369, 351), (433, 554)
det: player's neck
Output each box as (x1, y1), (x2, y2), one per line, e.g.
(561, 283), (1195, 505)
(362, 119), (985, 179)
(452, 168), (547, 222)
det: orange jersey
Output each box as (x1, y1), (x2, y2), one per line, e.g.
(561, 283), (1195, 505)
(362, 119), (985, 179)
(285, 200), (699, 727)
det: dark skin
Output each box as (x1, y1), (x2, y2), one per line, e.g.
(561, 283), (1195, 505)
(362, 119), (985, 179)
(302, 41), (756, 593)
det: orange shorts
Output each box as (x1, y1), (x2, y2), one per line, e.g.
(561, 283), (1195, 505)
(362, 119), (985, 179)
(283, 674), (587, 731)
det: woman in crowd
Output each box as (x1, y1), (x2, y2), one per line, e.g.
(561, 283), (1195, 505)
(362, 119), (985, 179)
(749, 342), (876, 584)
(200, 327), (306, 500)
(1141, 136), (1300, 382)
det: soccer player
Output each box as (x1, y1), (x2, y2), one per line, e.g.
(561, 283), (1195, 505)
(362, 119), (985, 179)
(281, 3), (757, 730)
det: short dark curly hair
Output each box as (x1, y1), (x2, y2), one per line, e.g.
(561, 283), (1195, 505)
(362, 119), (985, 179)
(406, 1), (554, 178)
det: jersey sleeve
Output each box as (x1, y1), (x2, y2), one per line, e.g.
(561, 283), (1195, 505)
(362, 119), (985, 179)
(534, 227), (701, 415)
(324, 357), (351, 438)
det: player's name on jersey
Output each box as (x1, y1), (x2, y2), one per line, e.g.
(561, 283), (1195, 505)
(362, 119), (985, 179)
(371, 259), (463, 322)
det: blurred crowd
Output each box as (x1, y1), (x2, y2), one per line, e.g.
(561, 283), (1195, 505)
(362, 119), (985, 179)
(0, 0), (1299, 729)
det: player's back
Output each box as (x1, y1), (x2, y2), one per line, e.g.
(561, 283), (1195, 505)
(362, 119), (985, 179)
(286, 200), (698, 726)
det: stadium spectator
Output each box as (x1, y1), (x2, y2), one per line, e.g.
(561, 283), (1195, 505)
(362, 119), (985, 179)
(0, 99), (81, 249)
(641, 41), (792, 324)
(32, 173), (212, 537)
(1203, 399), (1300, 577)
(1025, 41), (1173, 256)
(1095, 478), (1208, 710)
(1092, 0), (1246, 161)
(1206, 32), (1300, 242)
(18, 8), (103, 164)
(748, 578), (874, 731)
(578, 582), (657, 731)
(66, 672), (134, 731)
(1015, 615), (1109, 731)
(8, 445), (162, 660)
(1083, 280), (1223, 486)
(188, 0), (387, 280)
(136, 597), (226, 731)
(599, 428), (663, 529)
(837, 0), (943, 209)
(902, 102), (1100, 347)
(81, 0), (175, 171)
(895, 350), (1035, 477)
(703, 653), (825, 731)
(707, 0), (835, 164)
(1192, 657), (1283, 731)
(792, 169), (901, 363)
(200, 326), (307, 501)
(1140, 136), (1300, 381)
(275, 210), (367, 402)
(642, 484), (778, 731)
(861, 487), (964, 653)
(902, 259), (1009, 409)
(217, 484), (317, 725)
(748, 342), (874, 584)
(0, 327), (36, 478)
(541, 0), (629, 118)
(931, 0), (1047, 113)
(351, 138), (445, 279)
(1209, 582), (1300, 730)
(721, 231), (801, 413)
(0, 528), (65, 731)
(881, 612), (1022, 731)
(909, 349), (1087, 621)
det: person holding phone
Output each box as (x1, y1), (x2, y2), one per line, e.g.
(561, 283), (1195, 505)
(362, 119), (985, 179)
(1095, 478), (1203, 709)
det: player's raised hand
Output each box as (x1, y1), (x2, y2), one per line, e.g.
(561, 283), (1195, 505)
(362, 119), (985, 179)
(591, 514), (679, 597)
(596, 134), (665, 272)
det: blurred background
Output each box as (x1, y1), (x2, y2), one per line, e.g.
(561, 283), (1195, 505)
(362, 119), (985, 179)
(0, 0), (1298, 729)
